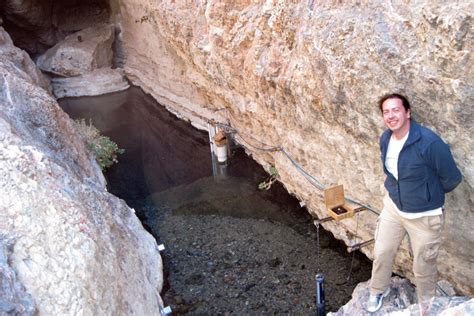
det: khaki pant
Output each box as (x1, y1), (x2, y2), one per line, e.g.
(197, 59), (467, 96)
(370, 194), (444, 303)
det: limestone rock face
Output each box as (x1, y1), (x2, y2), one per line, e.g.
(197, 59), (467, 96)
(51, 67), (130, 98)
(117, 1), (474, 295)
(37, 23), (115, 77)
(0, 29), (163, 315)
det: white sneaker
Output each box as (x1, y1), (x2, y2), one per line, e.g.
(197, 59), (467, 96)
(367, 288), (390, 313)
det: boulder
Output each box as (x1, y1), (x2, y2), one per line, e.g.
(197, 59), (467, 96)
(0, 29), (163, 315)
(51, 67), (130, 98)
(117, 0), (474, 295)
(329, 277), (472, 315)
(37, 23), (115, 77)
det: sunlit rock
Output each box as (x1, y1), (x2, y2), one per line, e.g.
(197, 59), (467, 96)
(329, 277), (472, 315)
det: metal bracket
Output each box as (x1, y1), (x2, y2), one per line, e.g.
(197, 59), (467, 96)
(347, 239), (375, 253)
(313, 206), (367, 225)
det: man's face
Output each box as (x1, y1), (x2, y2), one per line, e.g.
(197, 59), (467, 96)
(382, 98), (411, 136)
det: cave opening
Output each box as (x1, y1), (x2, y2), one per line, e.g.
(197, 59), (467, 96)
(0, 0), (114, 57)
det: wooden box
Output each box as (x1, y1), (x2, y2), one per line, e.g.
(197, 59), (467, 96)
(324, 185), (354, 221)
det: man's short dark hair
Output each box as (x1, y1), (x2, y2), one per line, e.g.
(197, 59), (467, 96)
(378, 93), (411, 113)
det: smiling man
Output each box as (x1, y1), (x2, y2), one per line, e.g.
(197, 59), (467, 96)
(367, 93), (462, 312)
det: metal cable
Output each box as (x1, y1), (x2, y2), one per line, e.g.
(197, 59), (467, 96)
(211, 120), (381, 215)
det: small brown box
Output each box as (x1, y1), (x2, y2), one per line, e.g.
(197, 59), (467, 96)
(324, 184), (355, 221)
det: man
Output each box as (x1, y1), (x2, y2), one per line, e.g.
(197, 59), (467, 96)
(367, 93), (462, 313)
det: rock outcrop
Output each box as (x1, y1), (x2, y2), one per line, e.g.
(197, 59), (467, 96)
(329, 277), (472, 315)
(36, 23), (129, 98)
(37, 23), (115, 77)
(0, 27), (163, 315)
(50, 67), (129, 98)
(116, 1), (473, 295)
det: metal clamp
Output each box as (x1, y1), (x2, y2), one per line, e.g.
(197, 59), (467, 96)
(313, 206), (367, 225)
(347, 239), (375, 253)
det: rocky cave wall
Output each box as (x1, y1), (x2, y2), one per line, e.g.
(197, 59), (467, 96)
(0, 24), (164, 315)
(116, 0), (473, 296)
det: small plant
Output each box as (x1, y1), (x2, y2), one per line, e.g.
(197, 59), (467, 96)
(74, 119), (125, 170)
(258, 166), (279, 190)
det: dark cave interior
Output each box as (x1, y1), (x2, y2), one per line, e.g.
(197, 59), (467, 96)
(0, 0), (113, 57)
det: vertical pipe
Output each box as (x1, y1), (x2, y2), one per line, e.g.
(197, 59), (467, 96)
(207, 122), (215, 155)
(315, 273), (325, 316)
(208, 123), (218, 176)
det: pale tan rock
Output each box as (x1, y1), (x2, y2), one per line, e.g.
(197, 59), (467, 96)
(37, 23), (115, 77)
(329, 277), (472, 315)
(51, 67), (130, 98)
(117, 0), (474, 295)
(0, 32), (163, 315)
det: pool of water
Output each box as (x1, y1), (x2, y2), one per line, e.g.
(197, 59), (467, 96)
(59, 86), (372, 313)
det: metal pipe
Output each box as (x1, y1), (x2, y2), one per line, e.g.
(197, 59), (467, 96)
(347, 239), (375, 253)
(313, 207), (368, 225)
(315, 273), (325, 316)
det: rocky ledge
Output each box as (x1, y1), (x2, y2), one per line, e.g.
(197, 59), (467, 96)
(331, 277), (473, 316)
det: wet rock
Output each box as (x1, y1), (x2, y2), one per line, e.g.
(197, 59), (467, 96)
(51, 67), (130, 98)
(37, 23), (114, 77)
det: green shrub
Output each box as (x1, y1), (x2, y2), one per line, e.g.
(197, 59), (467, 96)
(74, 119), (125, 170)
(258, 166), (279, 190)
